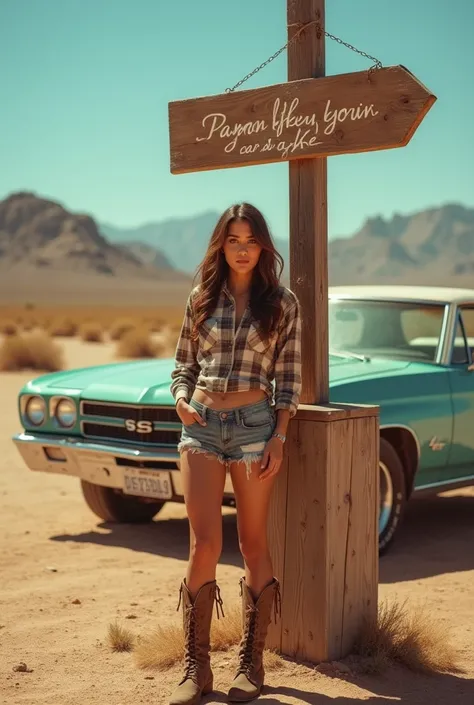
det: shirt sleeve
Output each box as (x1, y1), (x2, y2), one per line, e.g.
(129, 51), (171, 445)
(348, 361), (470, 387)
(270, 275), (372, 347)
(274, 294), (302, 417)
(170, 293), (200, 403)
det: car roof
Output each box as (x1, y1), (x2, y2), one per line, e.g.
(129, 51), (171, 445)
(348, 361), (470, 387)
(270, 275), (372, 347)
(328, 285), (474, 306)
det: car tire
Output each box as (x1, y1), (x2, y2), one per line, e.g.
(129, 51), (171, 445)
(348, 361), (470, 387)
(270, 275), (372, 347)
(80, 480), (165, 523)
(378, 438), (407, 554)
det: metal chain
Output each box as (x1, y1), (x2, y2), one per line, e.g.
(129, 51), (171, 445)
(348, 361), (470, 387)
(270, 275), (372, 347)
(225, 20), (382, 93)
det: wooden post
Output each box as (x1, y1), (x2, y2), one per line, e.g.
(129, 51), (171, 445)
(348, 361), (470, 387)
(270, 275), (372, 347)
(288, 0), (328, 405)
(267, 403), (379, 662)
(266, 0), (380, 662)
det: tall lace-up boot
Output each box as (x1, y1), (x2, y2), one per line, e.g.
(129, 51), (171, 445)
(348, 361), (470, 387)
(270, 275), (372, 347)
(227, 577), (281, 702)
(169, 579), (224, 705)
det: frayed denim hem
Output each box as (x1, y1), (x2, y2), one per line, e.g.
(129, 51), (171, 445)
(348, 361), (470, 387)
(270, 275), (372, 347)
(233, 451), (265, 479)
(178, 438), (227, 466)
(178, 440), (266, 480)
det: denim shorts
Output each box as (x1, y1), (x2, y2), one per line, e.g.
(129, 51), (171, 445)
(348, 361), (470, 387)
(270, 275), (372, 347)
(178, 398), (276, 478)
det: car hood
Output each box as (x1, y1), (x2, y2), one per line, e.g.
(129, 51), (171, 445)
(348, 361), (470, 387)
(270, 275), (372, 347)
(26, 359), (178, 405)
(328, 355), (409, 385)
(25, 355), (409, 406)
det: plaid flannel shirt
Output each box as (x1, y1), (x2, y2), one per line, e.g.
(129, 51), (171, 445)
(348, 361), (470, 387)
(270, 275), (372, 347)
(170, 284), (302, 417)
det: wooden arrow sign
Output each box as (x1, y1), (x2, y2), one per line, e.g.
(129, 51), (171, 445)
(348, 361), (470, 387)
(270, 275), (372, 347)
(169, 65), (436, 174)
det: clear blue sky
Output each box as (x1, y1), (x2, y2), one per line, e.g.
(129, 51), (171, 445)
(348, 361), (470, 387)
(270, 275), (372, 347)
(1, 0), (473, 240)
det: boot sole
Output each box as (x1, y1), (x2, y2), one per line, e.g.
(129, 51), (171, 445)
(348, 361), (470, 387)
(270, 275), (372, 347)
(169, 678), (213, 705)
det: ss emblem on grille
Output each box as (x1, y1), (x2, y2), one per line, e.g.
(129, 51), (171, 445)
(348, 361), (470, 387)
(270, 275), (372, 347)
(125, 419), (153, 433)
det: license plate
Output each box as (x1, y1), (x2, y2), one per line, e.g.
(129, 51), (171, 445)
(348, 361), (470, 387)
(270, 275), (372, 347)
(122, 468), (173, 500)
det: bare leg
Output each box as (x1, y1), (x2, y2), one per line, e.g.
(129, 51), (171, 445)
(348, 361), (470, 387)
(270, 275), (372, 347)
(180, 449), (227, 598)
(229, 459), (276, 598)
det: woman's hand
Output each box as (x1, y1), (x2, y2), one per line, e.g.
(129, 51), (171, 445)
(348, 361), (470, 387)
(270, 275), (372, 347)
(259, 436), (284, 481)
(176, 399), (207, 427)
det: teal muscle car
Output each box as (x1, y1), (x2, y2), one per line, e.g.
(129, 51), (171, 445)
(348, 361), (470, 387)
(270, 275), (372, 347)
(12, 286), (474, 553)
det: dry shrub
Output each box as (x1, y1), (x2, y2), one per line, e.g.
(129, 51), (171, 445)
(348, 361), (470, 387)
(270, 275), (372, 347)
(134, 622), (184, 670)
(116, 328), (163, 359)
(143, 317), (166, 333)
(0, 320), (18, 336)
(0, 331), (64, 371)
(49, 318), (77, 337)
(80, 322), (104, 343)
(352, 599), (461, 675)
(107, 621), (135, 653)
(134, 603), (283, 672)
(163, 328), (180, 354)
(210, 603), (242, 652)
(109, 318), (137, 341)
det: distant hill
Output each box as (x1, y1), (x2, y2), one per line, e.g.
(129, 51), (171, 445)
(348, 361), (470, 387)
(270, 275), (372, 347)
(1, 192), (473, 305)
(0, 192), (184, 280)
(117, 241), (174, 270)
(100, 212), (291, 275)
(329, 203), (474, 285)
(101, 203), (474, 287)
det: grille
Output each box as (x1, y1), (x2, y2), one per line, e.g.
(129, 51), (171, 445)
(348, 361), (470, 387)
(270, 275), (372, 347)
(80, 401), (180, 445)
(81, 402), (179, 424)
(82, 422), (180, 446)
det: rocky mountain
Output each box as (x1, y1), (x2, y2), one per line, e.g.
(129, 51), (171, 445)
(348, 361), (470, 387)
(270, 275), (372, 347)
(100, 212), (290, 275)
(329, 203), (474, 285)
(102, 203), (474, 287)
(2, 192), (473, 294)
(0, 192), (184, 280)
(117, 241), (174, 270)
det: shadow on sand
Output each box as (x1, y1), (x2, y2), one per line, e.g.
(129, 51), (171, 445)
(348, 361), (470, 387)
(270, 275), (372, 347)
(51, 491), (474, 583)
(198, 665), (473, 705)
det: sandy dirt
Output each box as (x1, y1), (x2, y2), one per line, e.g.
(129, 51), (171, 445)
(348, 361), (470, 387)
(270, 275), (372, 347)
(1, 339), (473, 704)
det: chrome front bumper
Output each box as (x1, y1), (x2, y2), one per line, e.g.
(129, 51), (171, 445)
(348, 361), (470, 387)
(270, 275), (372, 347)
(12, 432), (236, 497)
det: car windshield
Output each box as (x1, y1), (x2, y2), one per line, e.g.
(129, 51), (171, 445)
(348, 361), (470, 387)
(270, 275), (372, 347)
(329, 299), (446, 362)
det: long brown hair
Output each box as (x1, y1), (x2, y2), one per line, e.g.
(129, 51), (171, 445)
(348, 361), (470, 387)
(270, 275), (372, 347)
(191, 203), (284, 339)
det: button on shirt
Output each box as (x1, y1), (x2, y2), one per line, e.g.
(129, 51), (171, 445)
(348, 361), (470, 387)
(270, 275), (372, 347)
(170, 284), (302, 417)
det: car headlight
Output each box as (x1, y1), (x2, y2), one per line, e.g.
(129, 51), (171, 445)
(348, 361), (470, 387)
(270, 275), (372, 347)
(55, 398), (77, 428)
(25, 396), (46, 426)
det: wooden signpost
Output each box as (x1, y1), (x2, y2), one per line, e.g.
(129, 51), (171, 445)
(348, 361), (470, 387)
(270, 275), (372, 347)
(169, 66), (435, 174)
(168, 0), (436, 664)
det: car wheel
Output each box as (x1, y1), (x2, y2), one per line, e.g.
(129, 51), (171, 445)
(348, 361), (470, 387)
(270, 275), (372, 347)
(378, 438), (407, 554)
(80, 480), (165, 523)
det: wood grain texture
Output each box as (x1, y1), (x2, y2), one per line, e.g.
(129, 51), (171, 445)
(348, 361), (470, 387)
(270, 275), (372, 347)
(295, 403), (379, 422)
(168, 66), (437, 174)
(288, 0), (328, 406)
(326, 419), (354, 659)
(281, 418), (329, 661)
(266, 423), (292, 651)
(268, 408), (379, 663)
(341, 415), (379, 655)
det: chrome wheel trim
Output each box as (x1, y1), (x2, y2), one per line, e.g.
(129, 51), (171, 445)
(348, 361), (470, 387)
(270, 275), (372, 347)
(379, 461), (394, 535)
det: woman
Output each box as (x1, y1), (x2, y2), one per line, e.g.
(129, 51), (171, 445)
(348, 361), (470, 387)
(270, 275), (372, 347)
(169, 202), (302, 705)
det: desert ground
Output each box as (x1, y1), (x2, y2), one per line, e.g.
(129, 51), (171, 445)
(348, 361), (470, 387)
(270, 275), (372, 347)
(1, 335), (473, 705)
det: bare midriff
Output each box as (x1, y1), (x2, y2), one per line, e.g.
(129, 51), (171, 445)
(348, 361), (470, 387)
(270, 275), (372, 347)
(192, 388), (267, 410)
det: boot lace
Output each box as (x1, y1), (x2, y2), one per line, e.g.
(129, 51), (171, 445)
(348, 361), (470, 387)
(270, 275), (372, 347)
(236, 580), (282, 678)
(175, 583), (225, 684)
(236, 604), (258, 677)
(182, 604), (199, 682)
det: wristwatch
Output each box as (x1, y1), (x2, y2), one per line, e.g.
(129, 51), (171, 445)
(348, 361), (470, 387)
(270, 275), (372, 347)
(272, 432), (286, 444)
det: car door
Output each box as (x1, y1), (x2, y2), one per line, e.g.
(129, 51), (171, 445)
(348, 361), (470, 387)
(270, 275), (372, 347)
(445, 306), (474, 480)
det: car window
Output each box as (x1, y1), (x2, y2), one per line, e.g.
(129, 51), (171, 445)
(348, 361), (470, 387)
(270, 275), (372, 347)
(329, 300), (446, 362)
(456, 308), (474, 363)
(451, 316), (470, 364)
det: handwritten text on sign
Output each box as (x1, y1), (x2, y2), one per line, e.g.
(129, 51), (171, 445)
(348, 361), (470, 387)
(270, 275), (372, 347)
(169, 66), (436, 174)
(196, 98), (378, 159)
